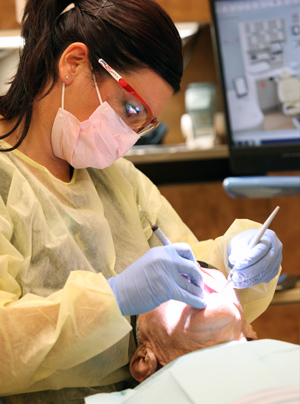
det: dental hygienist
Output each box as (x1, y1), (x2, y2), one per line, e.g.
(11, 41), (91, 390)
(0, 0), (282, 402)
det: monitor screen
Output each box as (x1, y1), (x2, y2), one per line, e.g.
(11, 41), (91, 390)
(210, 0), (300, 174)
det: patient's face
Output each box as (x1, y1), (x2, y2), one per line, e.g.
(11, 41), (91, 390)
(130, 266), (256, 381)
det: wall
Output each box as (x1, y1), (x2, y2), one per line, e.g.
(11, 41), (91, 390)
(0, 0), (211, 28)
(157, 0), (211, 23)
(160, 25), (222, 144)
(0, 49), (19, 94)
(0, 0), (19, 29)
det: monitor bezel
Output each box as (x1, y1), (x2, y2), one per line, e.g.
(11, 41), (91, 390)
(209, 0), (300, 175)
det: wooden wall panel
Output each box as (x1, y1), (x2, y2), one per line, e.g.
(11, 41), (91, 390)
(270, 172), (300, 277)
(157, 0), (211, 22)
(0, 0), (19, 30)
(0, 0), (211, 30)
(158, 181), (269, 241)
(252, 305), (300, 344)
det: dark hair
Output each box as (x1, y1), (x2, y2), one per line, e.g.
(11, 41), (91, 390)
(0, 0), (183, 151)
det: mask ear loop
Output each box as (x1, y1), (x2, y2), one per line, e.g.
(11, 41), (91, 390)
(61, 82), (66, 110)
(61, 75), (102, 110)
(92, 73), (103, 105)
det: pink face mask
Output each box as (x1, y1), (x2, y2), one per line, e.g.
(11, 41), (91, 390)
(51, 77), (140, 169)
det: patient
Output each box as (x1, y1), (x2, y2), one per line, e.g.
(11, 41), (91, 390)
(130, 265), (257, 382)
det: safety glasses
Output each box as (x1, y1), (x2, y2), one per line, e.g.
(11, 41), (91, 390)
(97, 58), (160, 136)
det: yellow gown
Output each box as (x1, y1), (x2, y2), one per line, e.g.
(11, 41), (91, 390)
(0, 143), (279, 397)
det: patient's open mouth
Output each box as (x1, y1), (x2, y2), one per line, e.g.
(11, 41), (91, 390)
(197, 264), (219, 294)
(204, 283), (217, 294)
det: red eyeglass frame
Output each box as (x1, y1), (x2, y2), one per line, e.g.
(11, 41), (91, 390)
(97, 58), (159, 132)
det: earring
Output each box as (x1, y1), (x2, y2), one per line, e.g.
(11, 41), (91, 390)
(65, 75), (69, 79)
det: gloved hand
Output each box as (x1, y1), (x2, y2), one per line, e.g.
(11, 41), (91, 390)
(108, 243), (206, 315)
(228, 229), (283, 289)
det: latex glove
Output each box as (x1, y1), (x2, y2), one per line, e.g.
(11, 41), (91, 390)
(108, 243), (206, 315)
(228, 229), (283, 289)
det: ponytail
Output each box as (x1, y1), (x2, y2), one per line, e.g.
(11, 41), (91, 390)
(0, 0), (73, 150)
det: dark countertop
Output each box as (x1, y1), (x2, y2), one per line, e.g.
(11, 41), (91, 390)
(125, 144), (231, 185)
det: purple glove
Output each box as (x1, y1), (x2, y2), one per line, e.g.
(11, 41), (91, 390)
(228, 229), (283, 289)
(108, 243), (206, 315)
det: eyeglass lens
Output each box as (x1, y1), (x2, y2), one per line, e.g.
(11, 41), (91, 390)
(107, 89), (148, 129)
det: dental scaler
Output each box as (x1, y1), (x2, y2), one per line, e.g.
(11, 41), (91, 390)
(139, 206), (193, 282)
(138, 205), (171, 246)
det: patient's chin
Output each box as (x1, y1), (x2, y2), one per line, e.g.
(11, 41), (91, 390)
(199, 293), (240, 323)
(187, 292), (246, 342)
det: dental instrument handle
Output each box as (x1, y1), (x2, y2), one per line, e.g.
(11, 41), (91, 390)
(151, 225), (172, 246)
(139, 205), (196, 283)
(151, 224), (193, 283)
(247, 206), (280, 250)
(223, 205), (280, 291)
(139, 207), (196, 284)
(138, 205), (172, 246)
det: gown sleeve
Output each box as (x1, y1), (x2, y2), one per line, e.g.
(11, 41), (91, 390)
(0, 194), (131, 395)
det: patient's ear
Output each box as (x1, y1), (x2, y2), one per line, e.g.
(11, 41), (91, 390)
(130, 345), (159, 382)
(245, 323), (257, 341)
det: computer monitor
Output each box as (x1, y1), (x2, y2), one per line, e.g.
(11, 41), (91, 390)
(210, 0), (300, 174)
